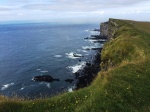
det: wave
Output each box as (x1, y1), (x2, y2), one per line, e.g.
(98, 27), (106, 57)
(82, 50), (88, 53)
(82, 46), (95, 50)
(68, 86), (76, 92)
(20, 84), (38, 91)
(67, 61), (86, 73)
(84, 29), (90, 32)
(1, 82), (14, 91)
(82, 46), (102, 50)
(40, 70), (48, 73)
(36, 69), (41, 71)
(39, 82), (51, 89)
(20, 84), (25, 90)
(20, 87), (25, 90)
(54, 55), (62, 58)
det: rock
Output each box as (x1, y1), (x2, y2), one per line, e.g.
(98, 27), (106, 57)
(75, 52), (101, 89)
(91, 48), (102, 50)
(33, 75), (60, 82)
(84, 37), (89, 39)
(73, 53), (84, 57)
(65, 79), (74, 83)
(86, 62), (91, 66)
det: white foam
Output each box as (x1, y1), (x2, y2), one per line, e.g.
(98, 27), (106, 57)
(68, 88), (73, 92)
(20, 84), (25, 90)
(89, 31), (100, 35)
(39, 82), (51, 89)
(82, 46), (94, 50)
(40, 70), (48, 73)
(37, 69), (41, 71)
(20, 87), (25, 90)
(82, 50), (88, 53)
(68, 61), (86, 73)
(54, 55), (62, 58)
(66, 52), (81, 59)
(47, 83), (51, 88)
(1, 82), (14, 91)
(84, 29), (90, 32)
(68, 86), (76, 92)
(82, 46), (102, 50)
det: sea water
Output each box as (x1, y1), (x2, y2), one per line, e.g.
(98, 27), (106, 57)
(0, 22), (101, 98)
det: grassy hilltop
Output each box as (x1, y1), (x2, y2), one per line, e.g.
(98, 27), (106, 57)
(0, 19), (150, 112)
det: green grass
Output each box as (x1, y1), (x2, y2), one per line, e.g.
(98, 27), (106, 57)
(0, 19), (150, 112)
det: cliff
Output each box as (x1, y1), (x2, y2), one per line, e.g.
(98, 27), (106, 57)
(100, 21), (108, 38)
(100, 18), (119, 40)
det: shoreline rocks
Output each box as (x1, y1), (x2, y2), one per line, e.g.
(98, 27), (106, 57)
(33, 75), (60, 82)
(75, 51), (101, 89)
(74, 23), (109, 89)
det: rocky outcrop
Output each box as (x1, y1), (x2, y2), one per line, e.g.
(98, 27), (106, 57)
(33, 75), (60, 82)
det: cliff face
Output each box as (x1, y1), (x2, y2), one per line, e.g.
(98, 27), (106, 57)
(100, 19), (118, 40)
(100, 22), (108, 38)
(108, 19), (119, 40)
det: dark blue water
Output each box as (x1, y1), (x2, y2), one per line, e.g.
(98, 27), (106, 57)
(0, 23), (101, 98)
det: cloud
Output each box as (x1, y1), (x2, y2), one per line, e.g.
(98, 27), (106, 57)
(0, 0), (150, 23)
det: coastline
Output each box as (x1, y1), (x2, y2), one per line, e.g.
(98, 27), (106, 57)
(75, 49), (102, 89)
(1, 18), (150, 112)
(75, 22), (108, 89)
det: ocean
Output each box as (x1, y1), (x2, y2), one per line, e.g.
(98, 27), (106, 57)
(0, 22), (102, 98)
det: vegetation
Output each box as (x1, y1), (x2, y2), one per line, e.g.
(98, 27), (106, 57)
(0, 19), (150, 112)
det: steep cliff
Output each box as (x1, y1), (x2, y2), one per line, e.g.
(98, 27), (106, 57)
(100, 18), (119, 40)
(100, 21), (108, 38)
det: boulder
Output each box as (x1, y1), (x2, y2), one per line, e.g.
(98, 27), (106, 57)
(33, 75), (60, 82)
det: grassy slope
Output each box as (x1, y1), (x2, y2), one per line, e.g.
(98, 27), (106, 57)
(0, 19), (150, 112)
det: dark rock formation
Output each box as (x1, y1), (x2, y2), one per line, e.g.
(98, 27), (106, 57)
(75, 52), (101, 89)
(85, 35), (107, 40)
(91, 48), (102, 50)
(33, 75), (60, 82)
(86, 62), (91, 66)
(65, 79), (74, 83)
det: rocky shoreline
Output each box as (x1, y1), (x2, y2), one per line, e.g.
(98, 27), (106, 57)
(33, 23), (109, 91)
(75, 23), (108, 89)
(75, 50), (102, 89)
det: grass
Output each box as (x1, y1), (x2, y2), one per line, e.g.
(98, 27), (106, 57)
(0, 19), (150, 112)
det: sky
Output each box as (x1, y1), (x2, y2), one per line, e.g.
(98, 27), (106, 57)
(0, 0), (150, 23)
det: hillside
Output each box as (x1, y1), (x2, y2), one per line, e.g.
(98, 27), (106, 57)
(0, 19), (150, 112)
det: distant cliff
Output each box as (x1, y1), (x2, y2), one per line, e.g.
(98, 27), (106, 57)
(100, 18), (119, 40)
(100, 22), (108, 39)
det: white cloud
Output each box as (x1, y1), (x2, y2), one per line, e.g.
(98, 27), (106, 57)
(0, 0), (150, 23)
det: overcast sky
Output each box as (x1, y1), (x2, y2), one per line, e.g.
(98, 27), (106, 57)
(0, 0), (150, 23)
